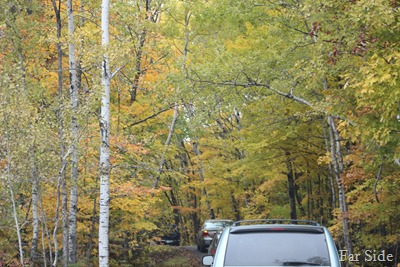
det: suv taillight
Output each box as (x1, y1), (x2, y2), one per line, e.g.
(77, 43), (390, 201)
(203, 230), (209, 237)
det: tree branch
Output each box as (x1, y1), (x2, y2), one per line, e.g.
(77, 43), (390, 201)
(123, 104), (178, 129)
(189, 77), (312, 107)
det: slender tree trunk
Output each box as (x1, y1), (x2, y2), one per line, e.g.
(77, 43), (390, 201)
(130, 27), (146, 105)
(50, 0), (69, 264)
(41, 222), (47, 267)
(230, 190), (240, 221)
(40, 196), (53, 267)
(153, 7), (192, 191)
(152, 105), (179, 190)
(86, 196), (97, 260)
(322, 124), (337, 211)
(99, 0), (111, 265)
(4, 119), (24, 266)
(128, 0), (159, 104)
(54, 150), (70, 267)
(193, 142), (214, 219)
(67, 0), (80, 263)
(327, 115), (352, 257)
(286, 153), (297, 220)
(30, 144), (40, 267)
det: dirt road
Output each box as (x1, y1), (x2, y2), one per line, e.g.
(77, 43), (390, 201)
(152, 245), (206, 267)
(185, 245), (207, 266)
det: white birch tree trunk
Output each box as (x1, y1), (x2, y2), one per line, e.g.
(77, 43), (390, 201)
(67, 0), (80, 263)
(30, 144), (40, 267)
(99, 0), (111, 265)
(4, 119), (24, 266)
(50, 0), (67, 264)
(327, 115), (352, 256)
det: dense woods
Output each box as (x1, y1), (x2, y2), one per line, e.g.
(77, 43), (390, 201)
(0, 0), (399, 266)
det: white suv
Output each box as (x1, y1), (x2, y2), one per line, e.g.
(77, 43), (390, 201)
(202, 219), (341, 267)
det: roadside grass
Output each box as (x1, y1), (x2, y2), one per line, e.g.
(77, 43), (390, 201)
(161, 255), (191, 267)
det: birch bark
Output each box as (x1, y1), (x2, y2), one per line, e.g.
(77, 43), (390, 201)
(30, 144), (40, 267)
(99, 0), (111, 265)
(4, 119), (24, 266)
(67, 0), (80, 263)
(327, 115), (352, 256)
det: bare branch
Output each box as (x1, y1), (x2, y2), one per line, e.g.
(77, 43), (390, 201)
(110, 65), (125, 79)
(124, 104), (178, 129)
(189, 77), (312, 107)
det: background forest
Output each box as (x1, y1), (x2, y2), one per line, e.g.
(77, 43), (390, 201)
(0, 0), (399, 266)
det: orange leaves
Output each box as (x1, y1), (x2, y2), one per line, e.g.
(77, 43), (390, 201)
(109, 134), (149, 165)
(160, 185), (173, 191)
(0, 159), (8, 169)
(111, 182), (156, 198)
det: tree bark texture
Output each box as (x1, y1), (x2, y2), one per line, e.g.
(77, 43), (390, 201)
(327, 115), (352, 257)
(99, 0), (111, 265)
(4, 119), (25, 266)
(30, 145), (40, 267)
(67, 0), (80, 263)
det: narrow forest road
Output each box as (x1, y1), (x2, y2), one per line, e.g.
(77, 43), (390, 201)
(151, 245), (206, 267)
(185, 245), (206, 266)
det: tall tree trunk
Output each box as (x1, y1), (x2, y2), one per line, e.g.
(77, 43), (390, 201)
(50, 0), (68, 265)
(99, 0), (111, 265)
(152, 105), (179, 190)
(230, 190), (240, 221)
(322, 122), (337, 210)
(67, 0), (80, 263)
(285, 153), (297, 220)
(193, 142), (214, 219)
(40, 195), (53, 266)
(30, 144), (40, 267)
(128, 0), (159, 104)
(86, 196), (97, 260)
(4, 119), (24, 266)
(327, 115), (352, 257)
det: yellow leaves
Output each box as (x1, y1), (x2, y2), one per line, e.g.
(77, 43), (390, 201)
(225, 22), (270, 53)
(317, 152), (332, 166)
(226, 36), (251, 52)
(258, 176), (283, 193)
(266, 9), (280, 17)
(134, 221), (158, 231)
(172, 206), (197, 215)
(379, 72), (392, 83)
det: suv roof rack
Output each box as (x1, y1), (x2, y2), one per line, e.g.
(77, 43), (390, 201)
(232, 219), (320, 226)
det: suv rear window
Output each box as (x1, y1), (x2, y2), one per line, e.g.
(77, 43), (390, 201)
(204, 221), (232, 229)
(224, 232), (330, 266)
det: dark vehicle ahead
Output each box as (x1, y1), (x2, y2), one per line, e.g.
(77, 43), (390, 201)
(202, 219), (341, 267)
(197, 219), (233, 252)
(160, 224), (180, 246)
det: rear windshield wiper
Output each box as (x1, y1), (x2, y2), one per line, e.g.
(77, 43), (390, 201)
(282, 261), (321, 266)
